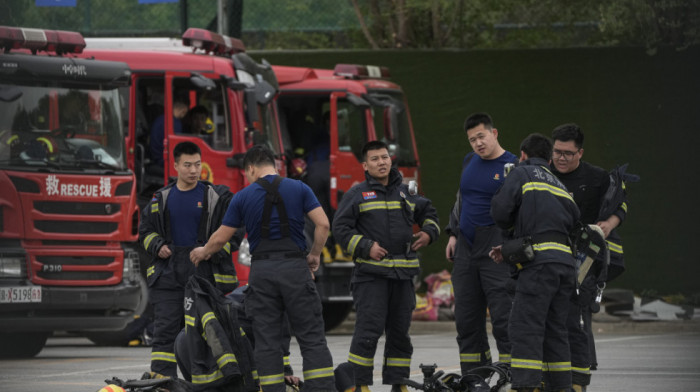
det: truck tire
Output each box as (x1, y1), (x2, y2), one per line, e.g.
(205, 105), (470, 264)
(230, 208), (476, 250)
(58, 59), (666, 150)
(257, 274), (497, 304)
(0, 332), (49, 358)
(322, 302), (353, 331)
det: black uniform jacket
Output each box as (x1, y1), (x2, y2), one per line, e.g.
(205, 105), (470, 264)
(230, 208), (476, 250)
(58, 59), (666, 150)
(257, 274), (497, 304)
(183, 275), (257, 391)
(139, 181), (240, 293)
(491, 158), (580, 267)
(333, 168), (440, 280)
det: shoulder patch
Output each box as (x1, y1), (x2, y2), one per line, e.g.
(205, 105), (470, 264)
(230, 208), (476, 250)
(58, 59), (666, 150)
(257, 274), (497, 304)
(362, 191), (377, 200)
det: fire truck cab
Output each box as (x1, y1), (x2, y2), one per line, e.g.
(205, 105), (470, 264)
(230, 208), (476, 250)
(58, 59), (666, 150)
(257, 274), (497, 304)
(82, 29), (285, 289)
(0, 26), (143, 357)
(273, 63), (422, 329)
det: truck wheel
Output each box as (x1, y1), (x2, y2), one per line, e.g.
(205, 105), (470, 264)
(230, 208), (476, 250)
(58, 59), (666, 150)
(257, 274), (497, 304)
(322, 302), (353, 331)
(0, 332), (49, 358)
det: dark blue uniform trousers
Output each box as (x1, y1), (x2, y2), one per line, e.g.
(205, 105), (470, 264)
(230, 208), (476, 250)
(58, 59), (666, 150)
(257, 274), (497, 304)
(510, 263), (575, 391)
(245, 257), (335, 392)
(150, 248), (195, 377)
(349, 277), (415, 385)
(452, 229), (512, 374)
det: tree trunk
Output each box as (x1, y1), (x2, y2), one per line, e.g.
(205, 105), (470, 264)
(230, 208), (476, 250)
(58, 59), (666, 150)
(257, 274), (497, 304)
(350, 0), (380, 49)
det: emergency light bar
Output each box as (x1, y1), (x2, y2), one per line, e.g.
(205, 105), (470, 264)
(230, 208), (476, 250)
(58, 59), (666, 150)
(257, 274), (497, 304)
(334, 64), (391, 80)
(182, 28), (245, 56)
(0, 26), (85, 54)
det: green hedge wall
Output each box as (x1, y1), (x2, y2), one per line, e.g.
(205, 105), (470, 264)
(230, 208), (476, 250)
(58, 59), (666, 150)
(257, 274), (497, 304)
(257, 47), (700, 294)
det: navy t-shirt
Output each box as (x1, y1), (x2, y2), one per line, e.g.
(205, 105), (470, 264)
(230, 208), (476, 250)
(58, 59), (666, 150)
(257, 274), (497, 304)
(222, 174), (321, 252)
(167, 182), (205, 247)
(459, 151), (517, 245)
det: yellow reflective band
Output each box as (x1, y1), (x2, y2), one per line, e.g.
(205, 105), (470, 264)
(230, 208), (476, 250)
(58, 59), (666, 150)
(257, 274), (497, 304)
(522, 182), (575, 203)
(7, 135), (19, 144)
(485, 350), (491, 360)
(151, 203), (159, 213)
(422, 218), (440, 235)
(349, 352), (374, 367)
(223, 242), (231, 254)
(35, 137), (53, 153)
(252, 370), (258, 380)
(512, 358), (543, 370)
(359, 200), (407, 212)
(214, 274), (238, 284)
(283, 356), (290, 366)
(259, 373), (285, 386)
(192, 370), (223, 384)
(201, 312), (217, 328)
(348, 234), (363, 256)
(621, 202), (628, 213)
(532, 242), (572, 255)
(217, 353), (238, 368)
(355, 258), (420, 268)
(146, 265), (155, 277)
(303, 366), (334, 380)
(151, 351), (177, 363)
(571, 366), (591, 375)
(184, 315), (195, 327)
(544, 361), (571, 372)
(385, 357), (411, 367)
(460, 353), (481, 363)
(240, 327), (246, 337)
(607, 240), (623, 254)
(499, 353), (511, 363)
(143, 232), (159, 250)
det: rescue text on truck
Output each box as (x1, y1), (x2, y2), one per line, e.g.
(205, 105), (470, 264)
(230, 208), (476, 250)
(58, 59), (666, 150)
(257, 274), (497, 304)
(0, 26), (143, 358)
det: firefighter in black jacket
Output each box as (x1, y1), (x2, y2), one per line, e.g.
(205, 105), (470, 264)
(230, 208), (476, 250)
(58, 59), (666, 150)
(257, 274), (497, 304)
(551, 123), (634, 391)
(333, 141), (440, 392)
(139, 141), (238, 378)
(490, 134), (580, 392)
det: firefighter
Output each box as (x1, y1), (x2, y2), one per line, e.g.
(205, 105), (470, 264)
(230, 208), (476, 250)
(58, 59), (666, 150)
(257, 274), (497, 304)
(139, 141), (238, 378)
(190, 145), (335, 392)
(490, 133), (580, 392)
(444, 113), (517, 385)
(332, 141), (440, 392)
(550, 123), (632, 391)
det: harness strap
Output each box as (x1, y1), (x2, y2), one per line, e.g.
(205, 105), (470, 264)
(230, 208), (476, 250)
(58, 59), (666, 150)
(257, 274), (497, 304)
(255, 176), (290, 239)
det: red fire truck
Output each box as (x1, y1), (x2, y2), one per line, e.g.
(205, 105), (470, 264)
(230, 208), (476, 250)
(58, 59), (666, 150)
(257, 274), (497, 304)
(81, 29), (355, 331)
(0, 26), (144, 357)
(273, 63), (422, 328)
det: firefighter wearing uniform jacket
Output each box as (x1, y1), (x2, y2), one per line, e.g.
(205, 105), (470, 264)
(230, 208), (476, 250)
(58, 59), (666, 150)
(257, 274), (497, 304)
(332, 141), (440, 392)
(139, 141), (238, 378)
(550, 123), (633, 391)
(490, 134), (580, 392)
(190, 145), (335, 392)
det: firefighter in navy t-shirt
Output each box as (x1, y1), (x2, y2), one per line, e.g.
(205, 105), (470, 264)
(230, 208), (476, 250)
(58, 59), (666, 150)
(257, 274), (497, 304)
(190, 145), (335, 392)
(139, 141), (237, 378)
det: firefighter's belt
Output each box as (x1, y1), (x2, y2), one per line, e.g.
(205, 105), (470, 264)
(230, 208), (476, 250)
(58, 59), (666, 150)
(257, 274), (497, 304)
(252, 251), (306, 262)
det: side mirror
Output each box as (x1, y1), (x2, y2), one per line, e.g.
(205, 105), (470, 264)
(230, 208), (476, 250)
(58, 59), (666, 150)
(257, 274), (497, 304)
(347, 92), (370, 108)
(254, 80), (276, 105)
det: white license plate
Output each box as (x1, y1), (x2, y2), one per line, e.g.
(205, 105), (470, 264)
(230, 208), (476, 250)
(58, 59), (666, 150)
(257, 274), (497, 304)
(0, 286), (42, 303)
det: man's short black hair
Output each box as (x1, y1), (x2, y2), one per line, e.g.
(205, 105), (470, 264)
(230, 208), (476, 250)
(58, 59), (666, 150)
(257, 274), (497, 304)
(520, 133), (553, 161)
(552, 123), (584, 149)
(361, 140), (389, 161)
(464, 112), (494, 133)
(243, 145), (276, 169)
(173, 141), (201, 161)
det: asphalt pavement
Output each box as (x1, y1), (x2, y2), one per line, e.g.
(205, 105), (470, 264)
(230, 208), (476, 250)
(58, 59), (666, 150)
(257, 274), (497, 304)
(0, 317), (698, 392)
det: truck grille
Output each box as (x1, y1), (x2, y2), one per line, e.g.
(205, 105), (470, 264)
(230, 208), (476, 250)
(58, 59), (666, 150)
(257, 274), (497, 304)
(36, 271), (114, 280)
(34, 221), (118, 234)
(36, 255), (113, 266)
(34, 201), (121, 215)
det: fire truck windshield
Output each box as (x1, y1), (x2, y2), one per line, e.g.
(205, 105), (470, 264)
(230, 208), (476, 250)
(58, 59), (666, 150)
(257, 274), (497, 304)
(0, 84), (126, 172)
(368, 91), (417, 167)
